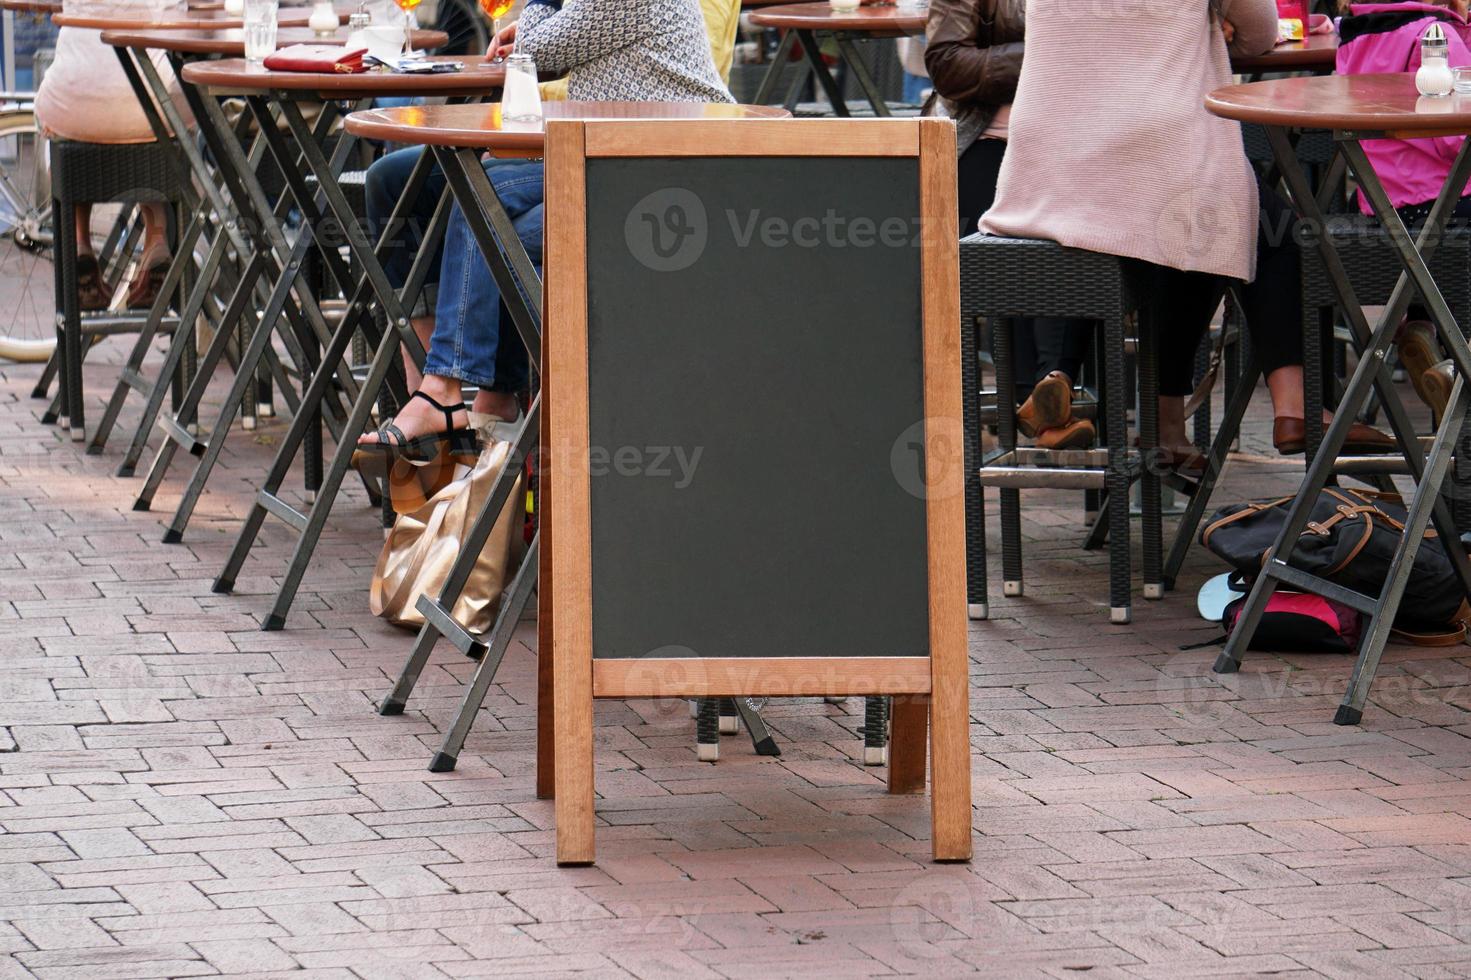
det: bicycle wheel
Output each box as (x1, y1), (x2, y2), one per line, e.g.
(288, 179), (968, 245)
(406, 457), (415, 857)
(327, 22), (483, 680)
(430, 0), (490, 57)
(0, 109), (54, 363)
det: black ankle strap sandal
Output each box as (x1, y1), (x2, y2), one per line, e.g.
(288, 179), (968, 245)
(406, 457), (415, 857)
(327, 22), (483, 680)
(359, 390), (480, 462)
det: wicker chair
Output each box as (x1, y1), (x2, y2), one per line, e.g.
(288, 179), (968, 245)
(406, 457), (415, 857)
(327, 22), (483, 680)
(49, 139), (186, 443)
(960, 234), (1161, 625)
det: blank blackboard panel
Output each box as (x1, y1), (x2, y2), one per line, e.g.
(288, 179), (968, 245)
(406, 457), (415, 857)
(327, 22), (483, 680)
(584, 156), (929, 661)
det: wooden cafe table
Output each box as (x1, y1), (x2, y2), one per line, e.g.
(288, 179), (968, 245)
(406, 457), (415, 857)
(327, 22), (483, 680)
(1230, 33), (1338, 75)
(749, 2), (923, 117)
(1206, 73), (1471, 724)
(95, 26), (446, 538)
(339, 100), (790, 779)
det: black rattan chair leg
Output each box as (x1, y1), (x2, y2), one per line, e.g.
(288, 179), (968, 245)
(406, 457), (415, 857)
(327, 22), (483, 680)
(1105, 313), (1131, 623)
(961, 313), (989, 620)
(696, 699), (719, 762)
(1138, 320), (1163, 601)
(863, 695), (889, 766)
(994, 318), (1023, 596)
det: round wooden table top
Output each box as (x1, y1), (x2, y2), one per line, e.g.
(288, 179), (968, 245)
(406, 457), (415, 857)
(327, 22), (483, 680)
(183, 55), (505, 96)
(748, 2), (925, 34)
(1230, 34), (1338, 73)
(55, 8), (317, 28)
(1208, 72), (1471, 134)
(0, 0), (59, 14)
(101, 24), (446, 54)
(343, 100), (791, 152)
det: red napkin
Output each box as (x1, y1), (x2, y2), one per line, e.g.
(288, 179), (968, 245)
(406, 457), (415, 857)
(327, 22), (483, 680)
(263, 45), (369, 74)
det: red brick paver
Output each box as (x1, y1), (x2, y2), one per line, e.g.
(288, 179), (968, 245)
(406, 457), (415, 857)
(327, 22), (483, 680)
(3, 340), (1471, 978)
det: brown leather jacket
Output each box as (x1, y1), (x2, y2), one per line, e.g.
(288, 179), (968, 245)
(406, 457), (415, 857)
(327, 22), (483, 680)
(923, 0), (1024, 152)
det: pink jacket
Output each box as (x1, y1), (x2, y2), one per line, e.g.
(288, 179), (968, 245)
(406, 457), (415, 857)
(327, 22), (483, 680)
(1336, 3), (1471, 211)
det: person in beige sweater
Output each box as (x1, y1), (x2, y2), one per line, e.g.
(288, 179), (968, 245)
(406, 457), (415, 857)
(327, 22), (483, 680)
(980, 0), (1392, 466)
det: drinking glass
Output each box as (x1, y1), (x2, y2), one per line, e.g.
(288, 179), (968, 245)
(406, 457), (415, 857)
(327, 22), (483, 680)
(479, 0), (514, 62)
(242, 0), (278, 67)
(394, 0), (424, 58)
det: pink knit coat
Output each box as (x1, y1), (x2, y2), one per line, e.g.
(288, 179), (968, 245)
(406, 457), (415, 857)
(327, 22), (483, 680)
(979, 0), (1279, 281)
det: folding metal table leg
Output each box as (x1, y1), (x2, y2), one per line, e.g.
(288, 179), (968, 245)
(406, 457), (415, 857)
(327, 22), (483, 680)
(752, 29), (797, 106)
(795, 30), (849, 116)
(378, 399), (539, 713)
(427, 536), (542, 773)
(834, 36), (890, 117)
(734, 701), (780, 757)
(145, 94), (348, 539)
(1218, 128), (1471, 723)
(88, 209), (205, 458)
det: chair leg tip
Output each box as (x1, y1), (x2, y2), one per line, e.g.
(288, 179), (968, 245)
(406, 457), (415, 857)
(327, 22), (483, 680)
(262, 614), (286, 632)
(1143, 583), (1164, 600)
(1110, 606), (1131, 625)
(428, 752), (457, 773)
(131, 499), (151, 512)
(863, 746), (887, 766)
(968, 603), (989, 621)
(212, 579), (234, 595)
(718, 717), (739, 735)
(754, 737), (781, 757)
(116, 465), (134, 478)
(379, 700), (406, 716)
(1333, 705), (1363, 727)
(161, 529), (183, 545)
(1212, 655), (1241, 674)
(697, 744), (719, 762)
(84, 444), (103, 456)
(1003, 581), (1023, 597)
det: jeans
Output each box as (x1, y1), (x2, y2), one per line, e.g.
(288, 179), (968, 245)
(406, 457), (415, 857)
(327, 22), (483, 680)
(364, 145), (447, 307)
(424, 160), (542, 393)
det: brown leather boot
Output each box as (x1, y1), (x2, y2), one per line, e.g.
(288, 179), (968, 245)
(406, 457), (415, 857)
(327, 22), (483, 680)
(1016, 371), (1074, 438)
(1397, 318), (1444, 418)
(1036, 416), (1095, 450)
(1422, 359), (1455, 428)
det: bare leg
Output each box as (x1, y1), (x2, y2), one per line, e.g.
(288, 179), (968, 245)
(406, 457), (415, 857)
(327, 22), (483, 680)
(402, 315), (434, 392)
(74, 204), (94, 257)
(470, 388), (518, 422)
(358, 372), (467, 445)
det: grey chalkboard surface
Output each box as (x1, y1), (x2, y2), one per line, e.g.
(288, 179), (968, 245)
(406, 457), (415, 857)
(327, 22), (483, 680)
(582, 156), (930, 661)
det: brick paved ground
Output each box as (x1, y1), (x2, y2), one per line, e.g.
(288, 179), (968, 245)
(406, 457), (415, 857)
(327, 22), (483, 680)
(3, 333), (1471, 979)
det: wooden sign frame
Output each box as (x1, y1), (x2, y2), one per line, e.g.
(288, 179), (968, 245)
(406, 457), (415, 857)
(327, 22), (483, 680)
(542, 117), (970, 865)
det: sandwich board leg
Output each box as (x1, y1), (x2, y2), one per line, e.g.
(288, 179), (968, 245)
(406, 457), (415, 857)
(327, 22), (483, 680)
(887, 695), (927, 795)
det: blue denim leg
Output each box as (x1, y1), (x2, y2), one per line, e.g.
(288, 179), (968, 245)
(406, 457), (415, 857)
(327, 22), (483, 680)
(364, 145), (448, 291)
(424, 160), (543, 392)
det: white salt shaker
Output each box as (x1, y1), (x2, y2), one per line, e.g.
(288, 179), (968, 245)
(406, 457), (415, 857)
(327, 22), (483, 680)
(308, 0), (337, 35)
(501, 52), (543, 125)
(1418, 23), (1453, 97)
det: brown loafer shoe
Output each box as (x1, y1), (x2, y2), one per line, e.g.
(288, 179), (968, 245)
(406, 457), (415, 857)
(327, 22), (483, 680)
(1274, 416), (1398, 456)
(1423, 359), (1455, 427)
(1035, 416), (1095, 450)
(75, 255), (109, 312)
(1016, 371), (1074, 438)
(1397, 318), (1444, 421)
(125, 258), (169, 310)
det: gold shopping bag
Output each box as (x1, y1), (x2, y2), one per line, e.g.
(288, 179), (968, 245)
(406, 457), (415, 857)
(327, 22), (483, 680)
(370, 436), (526, 635)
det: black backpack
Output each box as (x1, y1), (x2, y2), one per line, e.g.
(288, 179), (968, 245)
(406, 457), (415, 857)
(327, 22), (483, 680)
(1200, 488), (1468, 632)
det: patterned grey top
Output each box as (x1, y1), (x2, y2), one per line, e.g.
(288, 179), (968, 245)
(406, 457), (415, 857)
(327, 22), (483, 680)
(518, 0), (734, 104)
